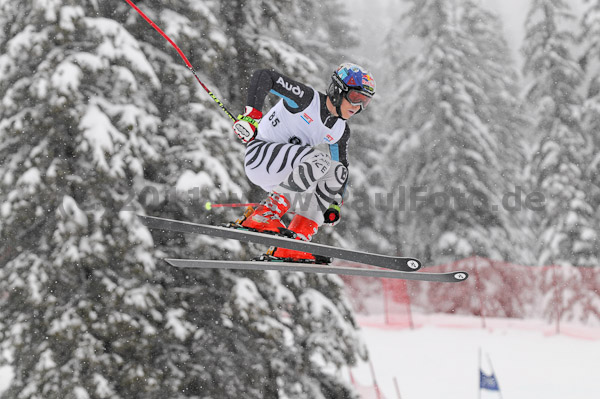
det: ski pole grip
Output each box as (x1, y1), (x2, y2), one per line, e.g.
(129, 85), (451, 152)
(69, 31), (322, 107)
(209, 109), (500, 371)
(237, 115), (260, 128)
(324, 203), (341, 224)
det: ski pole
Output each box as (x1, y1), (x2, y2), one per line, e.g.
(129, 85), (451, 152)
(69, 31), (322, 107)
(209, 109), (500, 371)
(123, 0), (237, 122)
(204, 202), (259, 211)
(204, 201), (298, 216)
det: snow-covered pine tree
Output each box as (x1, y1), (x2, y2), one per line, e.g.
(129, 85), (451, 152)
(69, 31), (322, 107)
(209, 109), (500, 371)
(580, 0), (600, 259)
(217, 0), (358, 110)
(380, 0), (529, 264)
(0, 1), (170, 396)
(1, 1), (365, 398)
(461, 1), (530, 171)
(0, 0), (250, 396)
(459, 0), (536, 265)
(522, 0), (599, 267)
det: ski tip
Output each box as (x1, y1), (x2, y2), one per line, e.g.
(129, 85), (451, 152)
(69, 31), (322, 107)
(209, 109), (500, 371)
(452, 271), (469, 281)
(407, 259), (421, 270)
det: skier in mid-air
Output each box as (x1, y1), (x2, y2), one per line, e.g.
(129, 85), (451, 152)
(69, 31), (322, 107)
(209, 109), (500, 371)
(128, 1), (465, 280)
(232, 63), (376, 262)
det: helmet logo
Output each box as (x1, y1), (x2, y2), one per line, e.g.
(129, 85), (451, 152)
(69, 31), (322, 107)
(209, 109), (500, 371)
(333, 63), (376, 96)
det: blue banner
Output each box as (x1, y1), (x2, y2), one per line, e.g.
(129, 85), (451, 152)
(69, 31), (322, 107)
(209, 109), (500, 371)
(480, 371), (500, 391)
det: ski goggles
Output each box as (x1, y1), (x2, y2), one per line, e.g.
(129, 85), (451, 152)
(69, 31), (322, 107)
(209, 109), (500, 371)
(344, 89), (373, 109)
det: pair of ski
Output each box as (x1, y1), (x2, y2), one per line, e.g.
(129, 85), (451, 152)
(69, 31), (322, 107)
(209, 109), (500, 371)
(138, 215), (469, 283)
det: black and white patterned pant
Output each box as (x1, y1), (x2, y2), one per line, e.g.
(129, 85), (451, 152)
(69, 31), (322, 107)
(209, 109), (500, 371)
(245, 139), (348, 224)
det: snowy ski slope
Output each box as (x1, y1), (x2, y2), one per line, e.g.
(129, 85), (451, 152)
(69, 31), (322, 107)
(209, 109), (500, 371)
(351, 314), (600, 399)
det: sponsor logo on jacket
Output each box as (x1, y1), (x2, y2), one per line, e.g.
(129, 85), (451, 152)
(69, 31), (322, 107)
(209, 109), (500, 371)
(276, 77), (305, 98)
(301, 113), (313, 124)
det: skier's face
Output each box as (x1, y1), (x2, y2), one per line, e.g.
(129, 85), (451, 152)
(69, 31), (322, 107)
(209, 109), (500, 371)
(340, 98), (361, 119)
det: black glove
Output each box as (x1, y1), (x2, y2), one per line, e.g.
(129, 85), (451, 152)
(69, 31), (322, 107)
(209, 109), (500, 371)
(323, 202), (341, 225)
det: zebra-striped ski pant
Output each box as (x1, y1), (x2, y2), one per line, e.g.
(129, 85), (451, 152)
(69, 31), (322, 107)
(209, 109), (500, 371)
(245, 139), (348, 225)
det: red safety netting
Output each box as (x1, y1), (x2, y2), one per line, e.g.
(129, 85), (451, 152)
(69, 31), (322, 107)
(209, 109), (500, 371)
(341, 256), (600, 330)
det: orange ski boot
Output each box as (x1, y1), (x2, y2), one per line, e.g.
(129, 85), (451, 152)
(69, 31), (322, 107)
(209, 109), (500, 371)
(269, 214), (330, 263)
(241, 192), (290, 234)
